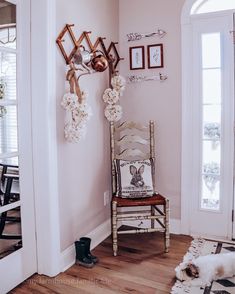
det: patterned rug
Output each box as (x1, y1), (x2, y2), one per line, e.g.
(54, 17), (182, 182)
(171, 238), (235, 294)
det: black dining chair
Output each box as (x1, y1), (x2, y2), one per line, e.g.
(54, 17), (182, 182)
(0, 173), (21, 240)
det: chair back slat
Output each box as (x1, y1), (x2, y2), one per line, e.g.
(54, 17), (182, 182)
(116, 121), (148, 132)
(116, 135), (149, 147)
(116, 149), (150, 160)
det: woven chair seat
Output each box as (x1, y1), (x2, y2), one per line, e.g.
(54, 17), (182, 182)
(112, 193), (166, 207)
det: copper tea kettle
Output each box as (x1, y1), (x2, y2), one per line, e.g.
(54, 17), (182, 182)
(74, 45), (93, 65)
(91, 50), (108, 72)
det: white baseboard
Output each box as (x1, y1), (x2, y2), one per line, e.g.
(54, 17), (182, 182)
(61, 244), (76, 272)
(60, 218), (120, 272)
(60, 217), (181, 272)
(170, 218), (181, 234)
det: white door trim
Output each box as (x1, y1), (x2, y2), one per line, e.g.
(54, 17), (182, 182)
(31, 0), (61, 276)
(181, 1), (194, 235)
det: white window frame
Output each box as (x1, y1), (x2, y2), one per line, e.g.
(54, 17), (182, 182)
(191, 0), (235, 15)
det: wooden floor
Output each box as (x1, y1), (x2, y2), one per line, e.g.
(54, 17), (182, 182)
(11, 232), (192, 294)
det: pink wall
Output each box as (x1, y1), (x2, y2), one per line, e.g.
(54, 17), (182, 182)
(119, 0), (185, 219)
(56, 0), (186, 252)
(56, 0), (119, 251)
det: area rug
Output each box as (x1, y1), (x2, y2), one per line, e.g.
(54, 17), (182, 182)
(171, 238), (235, 294)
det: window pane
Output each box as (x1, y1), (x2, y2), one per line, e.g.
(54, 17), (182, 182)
(0, 52), (16, 100)
(0, 157), (19, 208)
(203, 105), (221, 123)
(202, 34), (221, 69)
(202, 141), (221, 166)
(0, 105), (18, 154)
(202, 69), (221, 104)
(201, 176), (220, 210)
(191, 0), (235, 14)
(0, 26), (16, 49)
(0, 1), (16, 49)
(201, 140), (221, 211)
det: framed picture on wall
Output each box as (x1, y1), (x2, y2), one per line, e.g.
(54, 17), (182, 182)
(147, 44), (164, 68)
(129, 46), (145, 70)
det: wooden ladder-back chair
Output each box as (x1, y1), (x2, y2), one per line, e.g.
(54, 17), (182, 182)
(110, 120), (170, 256)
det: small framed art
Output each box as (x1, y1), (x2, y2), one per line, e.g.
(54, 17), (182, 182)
(129, 46), (145, 70)
(147, 44), (164, 68)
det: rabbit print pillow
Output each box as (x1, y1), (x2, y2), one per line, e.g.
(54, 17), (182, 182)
(115, 159), (155, 198)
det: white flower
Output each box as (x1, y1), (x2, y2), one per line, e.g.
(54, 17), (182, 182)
(64, 123), (85, 143)
(80, 102), (92, 122)
(102, 88), (119, 104)
(61, 93), (79, 111)
(79, 101), (92, 118)
(111, 75), (126, 95)
(104, 104), (122, 122)
(72, 102), (92, 125)
(62, 91), (92, 143)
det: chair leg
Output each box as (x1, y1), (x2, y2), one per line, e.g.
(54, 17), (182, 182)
(164, 199), (170, 253)
(0, 211), (7, 237)
(112, 200), (118, 256)
(151, 205), (155, 229)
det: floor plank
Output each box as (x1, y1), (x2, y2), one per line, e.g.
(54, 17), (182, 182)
(11, 232), (192, 294)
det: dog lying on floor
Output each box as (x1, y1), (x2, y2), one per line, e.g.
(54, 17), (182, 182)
(175, 252), (235, 287)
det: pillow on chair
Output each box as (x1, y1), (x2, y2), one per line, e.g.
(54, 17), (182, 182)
(115, 159), (155, 198)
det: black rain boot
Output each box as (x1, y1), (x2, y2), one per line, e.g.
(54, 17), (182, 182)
(80, 237), (99, 264)
(74, 240), (94, 268)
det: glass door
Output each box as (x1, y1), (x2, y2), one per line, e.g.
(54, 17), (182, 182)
(232, 13), (235, 240)
(0, 1), (37, 292)
(189, 13), (235, 238)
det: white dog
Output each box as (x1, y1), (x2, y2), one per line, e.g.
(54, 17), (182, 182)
(175, 252), (235, 287)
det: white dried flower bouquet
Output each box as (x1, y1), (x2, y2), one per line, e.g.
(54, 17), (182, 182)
(102, 74), (125, 122)
(61, 91), (92, 143)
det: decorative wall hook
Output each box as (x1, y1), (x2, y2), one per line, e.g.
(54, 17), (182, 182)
(56, 24), (123, 75)
(56, 24), (125, 102)
(127, 29), (166, 42)
(127, 73), (168, 83)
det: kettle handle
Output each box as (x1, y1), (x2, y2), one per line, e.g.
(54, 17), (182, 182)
(79, 45), (86, 51)
(93, 49), (105, 56)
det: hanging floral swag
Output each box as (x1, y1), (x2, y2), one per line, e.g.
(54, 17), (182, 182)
(103, 75), (126, 122)
(61, 65), (92, 143)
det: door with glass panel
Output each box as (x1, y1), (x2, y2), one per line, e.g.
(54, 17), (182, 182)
(0, 0), (37, 292)
(189, 14), (234, 238)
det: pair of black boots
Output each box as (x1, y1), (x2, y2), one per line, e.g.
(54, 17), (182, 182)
(74, 237), (98, 268)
